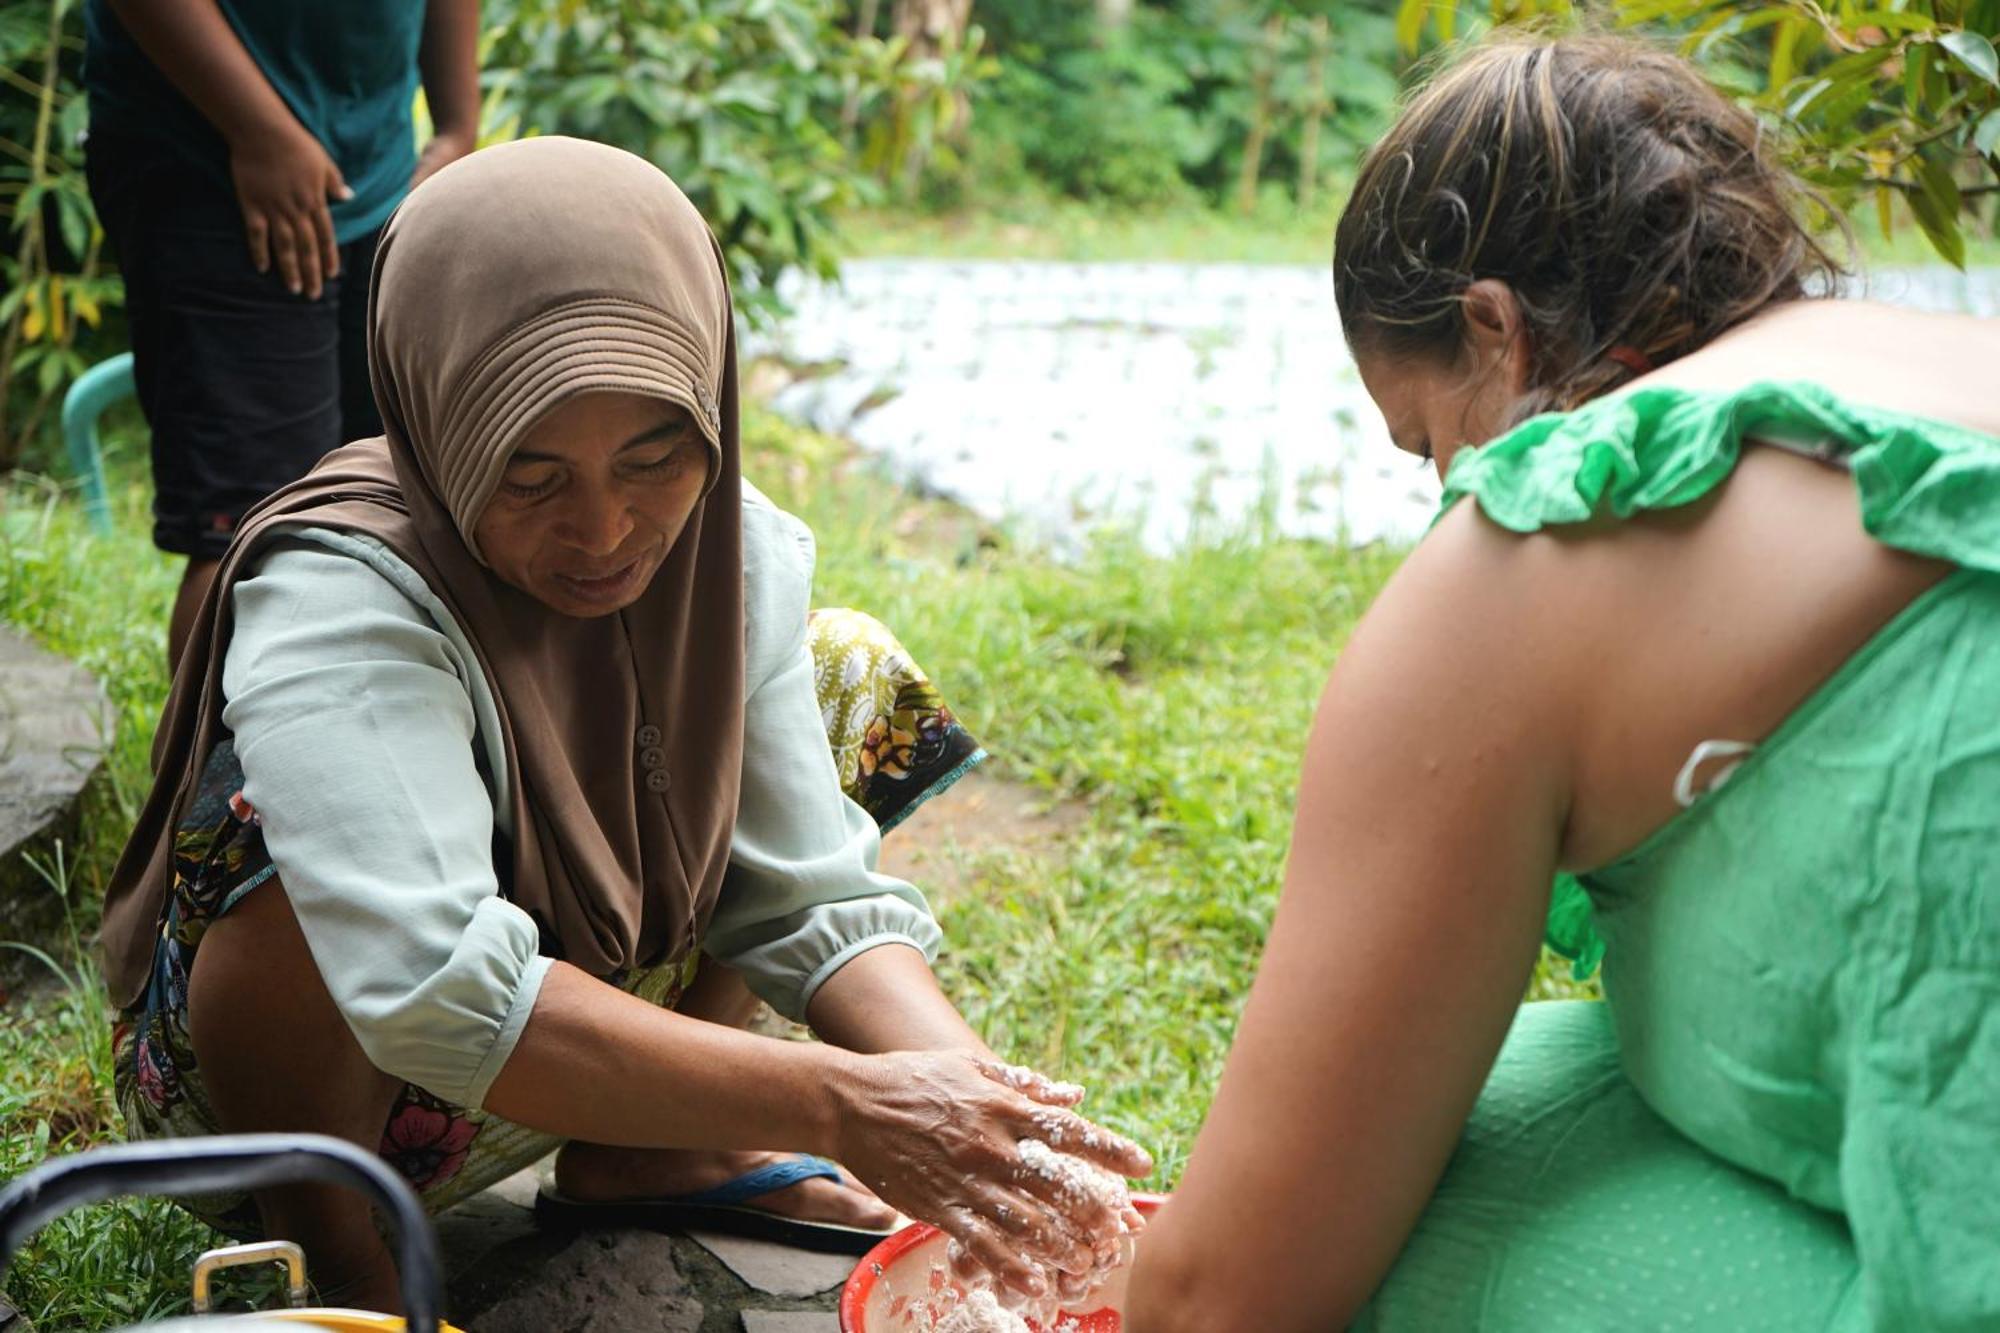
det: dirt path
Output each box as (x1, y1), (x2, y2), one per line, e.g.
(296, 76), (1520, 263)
(876, 768), (1089, 905)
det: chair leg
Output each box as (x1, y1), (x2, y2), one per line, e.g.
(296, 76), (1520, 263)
(59, 351), (135, 536)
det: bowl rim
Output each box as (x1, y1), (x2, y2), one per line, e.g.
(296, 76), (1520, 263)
(838, 1192), (1169, 1333)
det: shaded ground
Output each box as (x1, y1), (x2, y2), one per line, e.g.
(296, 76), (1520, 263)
(877, 768), (1089, 904)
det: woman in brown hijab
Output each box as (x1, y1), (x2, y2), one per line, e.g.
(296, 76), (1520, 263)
(103, 137), (1146, 1311)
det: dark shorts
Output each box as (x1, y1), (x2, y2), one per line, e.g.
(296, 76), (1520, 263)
(85, 128), (384, 559)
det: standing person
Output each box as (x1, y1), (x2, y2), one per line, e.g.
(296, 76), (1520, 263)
(1122, 34), (2000, 1331)
(83, 0), (481, 665)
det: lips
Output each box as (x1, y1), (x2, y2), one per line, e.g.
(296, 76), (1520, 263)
(555, 559), (642, 604)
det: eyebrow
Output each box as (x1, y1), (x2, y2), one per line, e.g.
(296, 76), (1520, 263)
(509, 418), (693, 465)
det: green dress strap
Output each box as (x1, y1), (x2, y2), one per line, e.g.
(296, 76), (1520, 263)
(1432, 379), (2000, 974)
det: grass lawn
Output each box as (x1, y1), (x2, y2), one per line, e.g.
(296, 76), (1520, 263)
(839, 196), (2000, 270)
(0, 403), (1591, 1326)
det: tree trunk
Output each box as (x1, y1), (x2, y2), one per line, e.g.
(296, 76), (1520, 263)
(1096, 0), (1134, 31)
(1297, 17), (1330, 212)
(840, 0), (886, 141)
(888, 0), (976, 194)
(1234, 14), (1284, 217)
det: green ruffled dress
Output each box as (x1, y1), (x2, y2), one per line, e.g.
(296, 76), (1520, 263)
(1354, 382), (2000, 1331)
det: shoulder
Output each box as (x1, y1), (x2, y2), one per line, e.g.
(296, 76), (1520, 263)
(741, 480), (815, 584)
(226, 528), (470, 688)
(740, 482), (817, 688)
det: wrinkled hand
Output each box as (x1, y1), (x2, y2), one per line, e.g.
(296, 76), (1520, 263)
(410, 129), (475, 193)
(228, 118), (350, 300)
(833, 1051), (1152, 1301)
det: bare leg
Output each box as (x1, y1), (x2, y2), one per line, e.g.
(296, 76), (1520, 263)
(552, 963), (898, 1228)
(187, 878), (406, 1312)
(169, 556), (220, 671)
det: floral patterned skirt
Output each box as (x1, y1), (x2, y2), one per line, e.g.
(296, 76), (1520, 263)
(112, 608), (985, 1235)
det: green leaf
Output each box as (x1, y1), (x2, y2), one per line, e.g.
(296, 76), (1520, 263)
(10, 180), (46, 234)
(1787, 77), (1835, 118)
(1940, 29), (2000, 88)
(1910, 154), (1967, 267)
(1918, 149), (1963, 216)
(1908, 187), (1966, 267)
(1770, 17), (1802, 89)
(1816, 74), (1882, 132)
(1904, 39), (1929, 111)
(1395, 0), (1428, 54)
(54, 188), (89, 263)
(1846, 10), (1938, 34)
(1976, 108), (2000, 159)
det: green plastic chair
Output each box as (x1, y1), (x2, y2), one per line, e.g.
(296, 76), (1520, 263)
(60, 350), (134, 534)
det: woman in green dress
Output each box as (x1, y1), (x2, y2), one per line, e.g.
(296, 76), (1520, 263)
(1125, 34), (2000, 1331)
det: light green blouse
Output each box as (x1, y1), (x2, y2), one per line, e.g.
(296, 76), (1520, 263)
(218, 484), (942, 1110)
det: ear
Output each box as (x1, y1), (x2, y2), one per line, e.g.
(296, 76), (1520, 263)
(1460, 279), (1532, 396)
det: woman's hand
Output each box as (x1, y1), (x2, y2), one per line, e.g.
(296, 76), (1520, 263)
(832, 1051), (1152, 1300)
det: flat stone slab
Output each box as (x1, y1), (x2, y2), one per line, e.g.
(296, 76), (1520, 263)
(0, 624), (111, 864)
(0, 625), (111, 990)
(0, 1289), (37, 1333)
(687, 1232), (854, 1297)
(468, 1229), (703, 1332)
(439, 1168), (854, 1332)
(741, 1313), (840, 1332)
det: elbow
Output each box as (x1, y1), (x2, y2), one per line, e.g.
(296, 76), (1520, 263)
(1126, 1242), (1355, 1333)
(1125, 1245), (1246, 1333)
(341, 991), (492, 1108)
(350, 1023), (473, 1107)
(1122, 1257), (1197, 1333)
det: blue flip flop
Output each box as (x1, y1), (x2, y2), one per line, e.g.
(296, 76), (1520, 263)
(535, 1154), (898, 1255)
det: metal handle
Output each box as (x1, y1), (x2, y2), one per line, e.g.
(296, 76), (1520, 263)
(191, 1239), (309, 1313)
(0, 1133), (442, 1333)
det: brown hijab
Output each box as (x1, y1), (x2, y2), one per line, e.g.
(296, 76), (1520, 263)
(103, 137), (746, 1007)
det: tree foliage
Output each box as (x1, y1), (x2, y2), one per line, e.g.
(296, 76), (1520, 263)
(1, 0), (121, 468)
(0, 0), (978, 463)
(483, 0), (988, 318)
(1394, 0), (2000, 266)
(961, 1), (1407, 211)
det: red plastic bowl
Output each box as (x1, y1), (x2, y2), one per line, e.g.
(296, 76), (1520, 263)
(839, 1193), (1168, 1333)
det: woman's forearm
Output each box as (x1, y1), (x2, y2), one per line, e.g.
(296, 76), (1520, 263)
(806, 941), (994, 1057)
(483, 960), (859, 1153)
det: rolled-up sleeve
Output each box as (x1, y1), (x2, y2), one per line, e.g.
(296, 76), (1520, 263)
(221, 540), (550, 1108)
(703, 496), (944, 1020)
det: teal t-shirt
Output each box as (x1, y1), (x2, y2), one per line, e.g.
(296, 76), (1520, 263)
(84, 0), (426, 243)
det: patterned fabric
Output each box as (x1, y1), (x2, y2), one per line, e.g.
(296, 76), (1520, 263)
(112, 609), (983, 1234)
(809, 608), (986, 834)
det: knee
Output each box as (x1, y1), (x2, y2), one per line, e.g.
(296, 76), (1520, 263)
(185, 879), (389, 1100)
(186, 878), (319, 1030)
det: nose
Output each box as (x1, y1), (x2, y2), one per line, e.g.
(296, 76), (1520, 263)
(554, 493), (635, 558)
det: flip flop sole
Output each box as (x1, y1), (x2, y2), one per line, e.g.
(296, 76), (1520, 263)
(535, 1189), (897, 1255)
